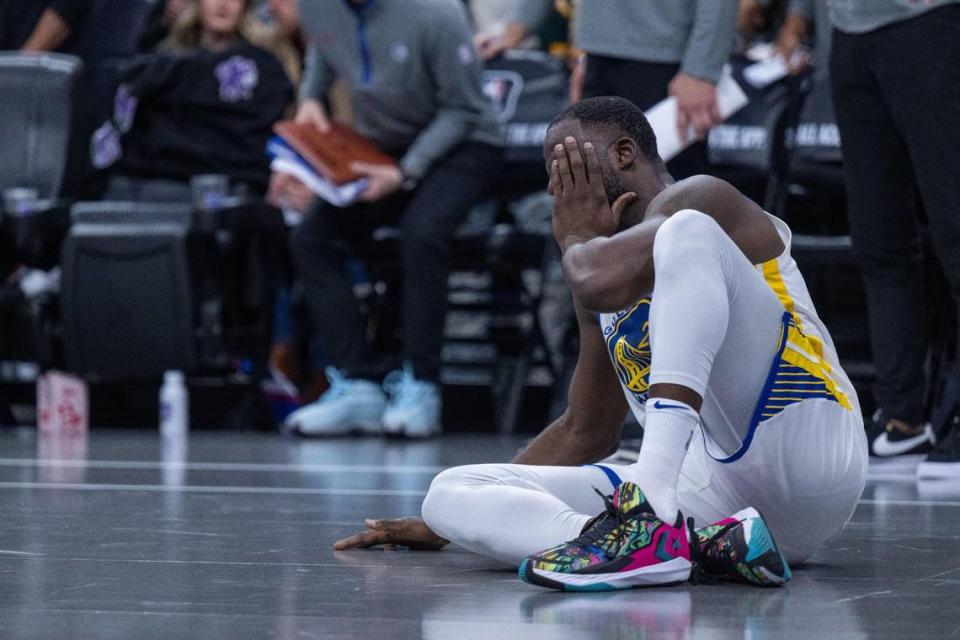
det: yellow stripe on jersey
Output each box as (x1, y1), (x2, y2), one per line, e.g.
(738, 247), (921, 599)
(760, 259), (852, 412)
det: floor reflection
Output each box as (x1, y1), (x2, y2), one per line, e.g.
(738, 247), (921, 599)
(36, 430), (88, 484)
(415, 574), (867, 640)
(917, 478), (960, 501)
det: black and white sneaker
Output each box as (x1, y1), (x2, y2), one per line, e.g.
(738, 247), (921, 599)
(917, 422), (960, 479)
(869, 409), (936, 457)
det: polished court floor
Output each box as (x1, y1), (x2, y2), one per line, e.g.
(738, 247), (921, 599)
(1, 428), (958, 639)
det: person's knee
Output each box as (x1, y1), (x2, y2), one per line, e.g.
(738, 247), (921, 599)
(289, 223), (343, 275)
(652, 209), (725, 270)
(288, 223), (319, 269)
(421, 465), (495, 541)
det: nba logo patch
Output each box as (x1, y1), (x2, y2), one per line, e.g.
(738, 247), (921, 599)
(215, 55), (259, 102)
(481, 70), (524, 123)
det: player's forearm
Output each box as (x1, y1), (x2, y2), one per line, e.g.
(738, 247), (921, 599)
(561, 219), (662, 313)
(512, 413), (619, 466)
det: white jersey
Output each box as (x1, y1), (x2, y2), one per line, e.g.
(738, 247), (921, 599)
(598, 213), (859, 430)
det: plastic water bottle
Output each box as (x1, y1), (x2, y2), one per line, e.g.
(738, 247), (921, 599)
(159, 371), (189, 436)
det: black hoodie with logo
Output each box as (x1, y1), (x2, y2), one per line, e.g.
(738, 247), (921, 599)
(94, 41), (293, 191)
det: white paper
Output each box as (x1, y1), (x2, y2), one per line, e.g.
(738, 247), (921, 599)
(743, 44), (809, 89)
(743, 55), (789, 88)
(270, 157), (368, 208)
(646, 66), (749, 162)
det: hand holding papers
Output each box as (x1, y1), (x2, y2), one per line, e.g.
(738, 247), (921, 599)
(268, 121), (398, 208)
(645, 66), (749, 162)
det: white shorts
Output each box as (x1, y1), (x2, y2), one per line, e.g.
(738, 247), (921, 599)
(664, 397), (868, 562)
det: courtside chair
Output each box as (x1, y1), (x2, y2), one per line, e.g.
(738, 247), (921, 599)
(0, 53), (82, 200)
(61, 202), (197, 379)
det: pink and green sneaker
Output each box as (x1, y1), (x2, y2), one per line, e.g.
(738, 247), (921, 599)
(519, 482), (692, 591)
(690, 508), (792, 587)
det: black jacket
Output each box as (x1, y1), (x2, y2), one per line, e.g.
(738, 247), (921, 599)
(104, 41), (293, 190)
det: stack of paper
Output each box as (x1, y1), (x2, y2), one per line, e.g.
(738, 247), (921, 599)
(267, 136), (368, 208)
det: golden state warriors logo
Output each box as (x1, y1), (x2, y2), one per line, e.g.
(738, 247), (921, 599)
(603, 299), (652, 404)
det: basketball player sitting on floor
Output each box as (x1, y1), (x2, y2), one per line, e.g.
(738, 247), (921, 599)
(333, 96), (868, 591)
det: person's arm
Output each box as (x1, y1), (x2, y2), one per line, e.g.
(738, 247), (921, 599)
(679, 0), (739, 84)
(293, 42), (336, 132)
(21, 9), (71, 51)
(298, 41), (335, 105)
(332, 299), (628, 550)
(550, 138), (783, 313)
(775, 0), (813, 72)
(669, 0), (739, 140)
(475, 0), (552, 60)
(21, 0), (92, 52)
(513, 302), (630, 465)
(398, 2), (496, 183)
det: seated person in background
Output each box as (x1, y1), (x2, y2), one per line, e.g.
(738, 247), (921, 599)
(274, 0), (504, 439)
(92, 0), (295, 201)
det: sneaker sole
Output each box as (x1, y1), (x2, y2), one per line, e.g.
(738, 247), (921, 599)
(289, 418), (383, 437)
(519, 556), (691, 592)
(383, 421), (441, 439)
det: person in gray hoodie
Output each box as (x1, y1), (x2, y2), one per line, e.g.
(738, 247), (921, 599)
(276, 0), (504, 439)
(827, 0), (960, 476)
(494, 0), (739, 177)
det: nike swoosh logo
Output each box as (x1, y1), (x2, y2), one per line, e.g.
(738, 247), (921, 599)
(652, 400), (689, 411)
(871, 430), (933, 457)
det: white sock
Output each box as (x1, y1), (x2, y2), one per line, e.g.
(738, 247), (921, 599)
(624, 399), (698, 524)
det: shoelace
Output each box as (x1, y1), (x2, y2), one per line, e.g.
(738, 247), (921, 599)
(319, 367), (354, 402)
(569, 488), (631, 560)
(687, 515), (740, 585)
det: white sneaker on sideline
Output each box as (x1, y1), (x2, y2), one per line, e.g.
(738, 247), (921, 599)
(284, 368), (386, 436)
(382, 365), (442, 438)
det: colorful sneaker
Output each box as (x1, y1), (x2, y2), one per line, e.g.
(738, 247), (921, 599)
(519, 482), (691, 591)
(690, 508), (791, 587)
(382, 364), (442, 438)
(282, 368), (386, 436)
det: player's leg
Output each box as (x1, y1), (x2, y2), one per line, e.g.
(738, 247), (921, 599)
(620, 209), (785, 522)
(420, 462), (622, 565)
(628, 210), (866, 567)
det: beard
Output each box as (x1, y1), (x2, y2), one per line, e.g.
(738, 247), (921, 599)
(601, 165), (625, 205)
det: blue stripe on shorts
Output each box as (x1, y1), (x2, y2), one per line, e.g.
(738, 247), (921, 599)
(585, 464), (622, 489)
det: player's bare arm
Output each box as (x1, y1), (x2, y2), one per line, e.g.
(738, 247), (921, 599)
(550, 134), (784, 313)
(335, 300), (629, 550)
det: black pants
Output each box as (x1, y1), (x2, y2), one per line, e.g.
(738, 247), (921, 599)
(830, 6), (960, 423)
(290, 142), (502, 383)
(581, 54), (707, 179)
